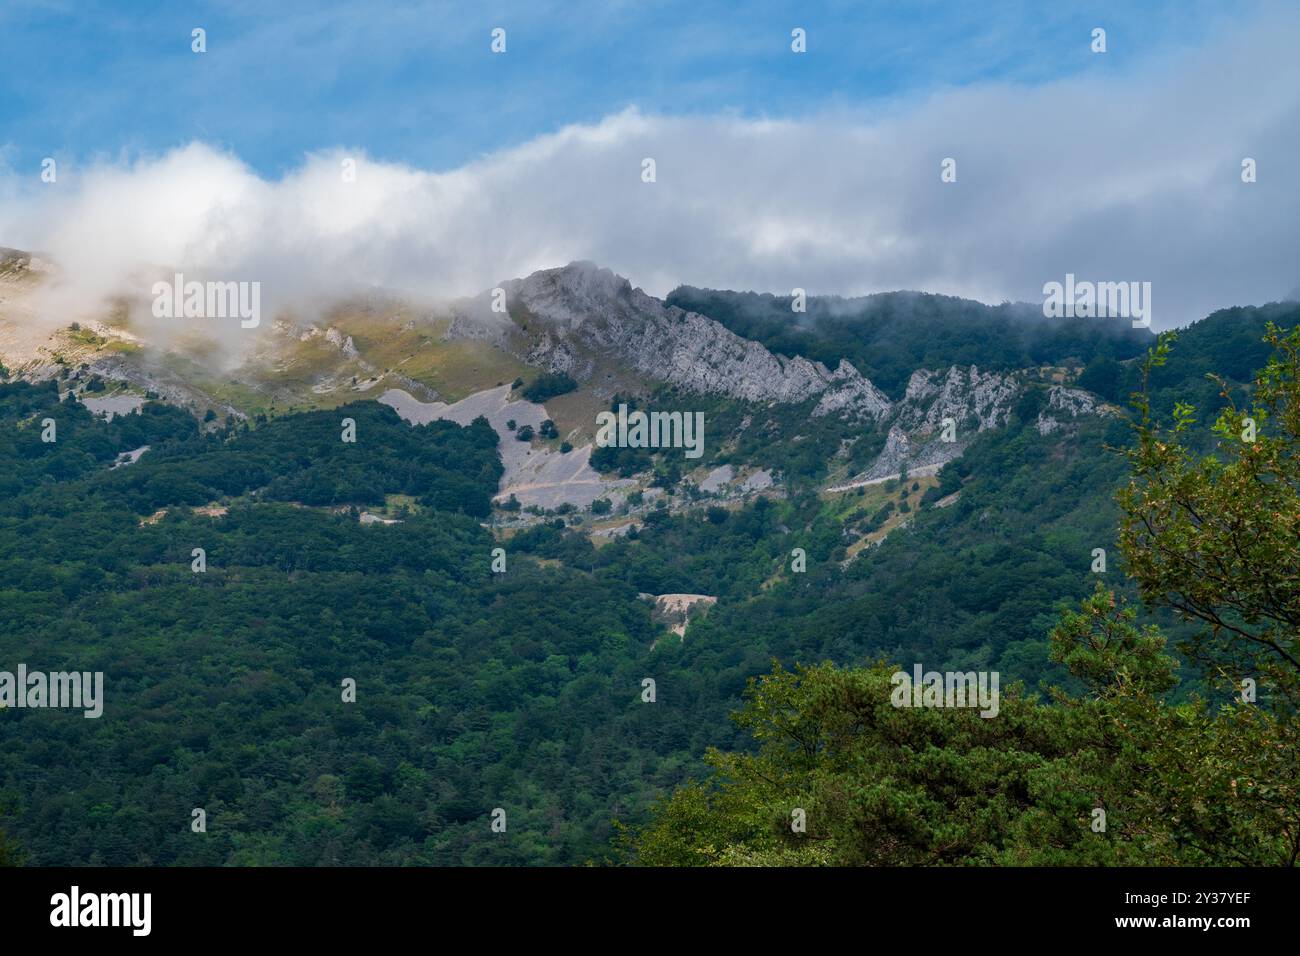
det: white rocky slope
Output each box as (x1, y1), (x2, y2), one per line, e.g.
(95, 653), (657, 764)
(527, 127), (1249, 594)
(447, 263), (1083, 491)
(458, 265), (1048, 489)
(449, 261), (893, 419)
(379, 384), (635, 509)
(828, 366), (1024, 489)
(1036, 385), (1098, 435)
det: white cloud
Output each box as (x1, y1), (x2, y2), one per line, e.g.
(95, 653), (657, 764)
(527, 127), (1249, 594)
(2, 9), (1297, 332)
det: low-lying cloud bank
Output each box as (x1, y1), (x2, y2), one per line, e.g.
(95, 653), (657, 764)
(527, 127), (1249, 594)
(1, 10), (1296, 332)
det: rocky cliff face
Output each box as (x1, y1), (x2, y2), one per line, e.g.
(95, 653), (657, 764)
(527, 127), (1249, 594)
(831, 366), (1023, 486)
(448, 262), (1097, 488)
(449, 261), (893, 419)
(1036, 385), (1097, 435)
(894, 366), (1020, 433)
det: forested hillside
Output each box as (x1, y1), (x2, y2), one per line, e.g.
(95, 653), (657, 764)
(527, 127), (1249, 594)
(0, 387), (670, 863)
(0, 306), (1295, 866)
(625, 323), (1299, 866)
(667, 286), (1153, 398)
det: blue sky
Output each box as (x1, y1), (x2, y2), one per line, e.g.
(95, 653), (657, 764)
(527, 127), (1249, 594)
(0, 0), (1256, 175)
(1, 1), (1295, 326)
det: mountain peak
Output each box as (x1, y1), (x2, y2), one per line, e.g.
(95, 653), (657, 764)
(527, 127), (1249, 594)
(506, 261), (634, 327)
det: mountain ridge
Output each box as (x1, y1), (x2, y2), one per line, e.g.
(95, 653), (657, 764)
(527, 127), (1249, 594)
(0, 253), (1149, 511)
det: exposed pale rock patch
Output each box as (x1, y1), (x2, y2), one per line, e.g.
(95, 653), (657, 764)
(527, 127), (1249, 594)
(379, 385), (634, 509)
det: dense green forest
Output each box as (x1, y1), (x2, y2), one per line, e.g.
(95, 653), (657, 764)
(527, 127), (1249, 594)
(667, 286), (1153, 398)
(625, 324), (1300, 866)
(0, 304), (1295, 865)
(0, 389), (665, 863)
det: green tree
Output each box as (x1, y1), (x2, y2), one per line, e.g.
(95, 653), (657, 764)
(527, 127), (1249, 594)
(1120, 325), (1300, 699)
(0, 829), (24, 866)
